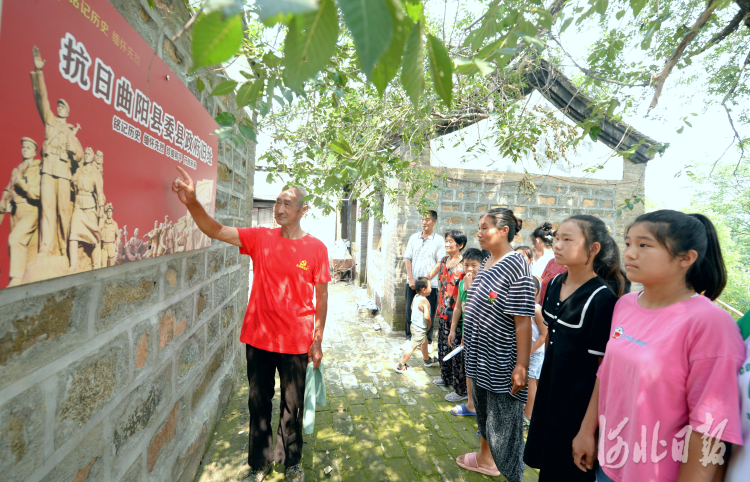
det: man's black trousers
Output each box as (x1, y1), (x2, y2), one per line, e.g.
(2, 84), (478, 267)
(246, 344), (308, 469)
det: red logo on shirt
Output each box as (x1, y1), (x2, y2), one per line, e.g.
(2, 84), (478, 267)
(296, 260), (308, 270)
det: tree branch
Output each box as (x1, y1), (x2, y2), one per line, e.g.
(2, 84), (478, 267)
(648, 0), (722, 112)
(690, 7), (749, 58)
(722, 47), (750, 174)
(172, 4), (205, 43)
(549, 35), (650, 87)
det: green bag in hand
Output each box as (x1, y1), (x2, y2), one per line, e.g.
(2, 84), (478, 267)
(303, 361), (327, 434)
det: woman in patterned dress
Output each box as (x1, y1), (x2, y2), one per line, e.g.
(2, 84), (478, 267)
(427, 229), (467, 402)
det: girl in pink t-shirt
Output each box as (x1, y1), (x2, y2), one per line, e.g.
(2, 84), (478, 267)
(572, 210), (745, 482)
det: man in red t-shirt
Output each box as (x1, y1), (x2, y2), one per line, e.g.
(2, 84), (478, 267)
(172, 166), (330, 482)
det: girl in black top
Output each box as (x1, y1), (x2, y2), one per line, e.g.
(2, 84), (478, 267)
(523, 215), (625, 482)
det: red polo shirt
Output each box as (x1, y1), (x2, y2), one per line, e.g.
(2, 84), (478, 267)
(238, 227), (331, 354)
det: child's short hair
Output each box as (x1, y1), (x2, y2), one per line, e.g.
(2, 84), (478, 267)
(415, 277), (430, 292)
(462, 248), (485, 264)
(533, 276), (541, 292)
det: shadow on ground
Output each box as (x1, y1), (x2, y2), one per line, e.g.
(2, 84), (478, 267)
(195, 283), (540, 482)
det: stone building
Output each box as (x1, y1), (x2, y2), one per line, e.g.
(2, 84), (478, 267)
(355, 66), (657, 331)
(0, 2), (254, 482)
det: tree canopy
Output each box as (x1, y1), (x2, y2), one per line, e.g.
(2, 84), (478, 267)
(155, 0), (750, 218)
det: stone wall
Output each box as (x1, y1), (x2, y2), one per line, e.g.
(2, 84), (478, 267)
(0, 2), (254, 481)
(366, 146), (646, 331)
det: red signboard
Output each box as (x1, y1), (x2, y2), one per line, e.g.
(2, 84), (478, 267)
(0, 0), (218, 288)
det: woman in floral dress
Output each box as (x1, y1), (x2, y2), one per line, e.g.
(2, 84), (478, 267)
(427, 229), (467, 402)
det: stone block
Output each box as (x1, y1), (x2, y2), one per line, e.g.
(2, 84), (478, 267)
(192, 348), (224, 412)
(221, 302), (234, 330)
(213, 273), (231, 302)
(217, 162), (233, 190)
(441, 203), (461, 212)
(215, 190), (231, 216)
(171, 423), (208, 482)
(185, 252), (205, 287)
(583, 199), (596, 207)
(206, 249), (224, 278)
(529, 207), (550, 218)
(118, 455), (143, 482)
(133, 318), (154, 373)
(164, 260), (182, 296)
(536, 195), (556, 206)
(445, 217), (462, 225)
(147, 402), (180, 473)
(207, 312), (221, 349)
(46, 423), (104, 482)
(0, 287), (91, 390)
(178, 330), (205, 381)
(111, 362), (171, 474)
(0, 385), (44, 482)
(456, 191), (477, 202)
(224, 247), (239, 269)
(55, 333), (129, 448)
(157, 298), (193, 351)
(196, 286), (212, 322)
(97, 267), (159, 332)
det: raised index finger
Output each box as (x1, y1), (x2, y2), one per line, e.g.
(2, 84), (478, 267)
(175, 165), (193, 184)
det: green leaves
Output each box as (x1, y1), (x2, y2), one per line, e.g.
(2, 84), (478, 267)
(629, 0), (647, 17)
(371, 0), (408, 95)
(329, 139), (353, 156)
(283, 0), (339, 91)
(530, 7), (553, 30)
(427, 34), (452, 108)
(338, 0), (394, 80)
(192, 11), (243, 71)
(401, 19), (424, 107)
(594, 0), (609, 15)
(215, 112), (236, 126)
(209, 79), (237, 96)
(239, 125), (257, 142)
(255, 0), (318, 25)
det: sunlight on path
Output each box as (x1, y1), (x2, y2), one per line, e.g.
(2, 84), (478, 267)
(196, 283), (540, 481)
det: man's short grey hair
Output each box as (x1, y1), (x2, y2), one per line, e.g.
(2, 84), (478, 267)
(291, 186), (308, 209)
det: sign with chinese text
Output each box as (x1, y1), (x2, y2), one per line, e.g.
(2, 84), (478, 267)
(0, 0), (218, 288)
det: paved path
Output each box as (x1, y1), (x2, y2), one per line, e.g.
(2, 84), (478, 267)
(196, 283), (541, 482)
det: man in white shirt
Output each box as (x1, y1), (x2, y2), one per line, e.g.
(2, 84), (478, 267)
(403, 210), (445, 365)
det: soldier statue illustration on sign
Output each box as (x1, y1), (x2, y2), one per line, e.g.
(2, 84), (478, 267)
(0, 47), (214, 287)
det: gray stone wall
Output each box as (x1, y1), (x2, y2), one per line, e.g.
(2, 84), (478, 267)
(0, 2), (254, 481)
(366, 146), (646, 330)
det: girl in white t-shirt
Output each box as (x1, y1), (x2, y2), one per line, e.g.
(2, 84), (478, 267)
(530, 222), (555, 278)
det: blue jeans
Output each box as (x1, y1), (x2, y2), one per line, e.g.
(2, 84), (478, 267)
(595, 465), (615, 482)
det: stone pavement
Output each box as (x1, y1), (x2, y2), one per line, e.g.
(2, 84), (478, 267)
(196, 283), (541, 482)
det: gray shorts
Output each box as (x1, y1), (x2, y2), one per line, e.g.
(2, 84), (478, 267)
(409, 324), (427, 350)
(529, 351), (544, 379)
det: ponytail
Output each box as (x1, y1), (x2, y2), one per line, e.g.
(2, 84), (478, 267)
(567, 215), (626, 296)
(688, 214), (727, 300)
(629, 210), (727, 300)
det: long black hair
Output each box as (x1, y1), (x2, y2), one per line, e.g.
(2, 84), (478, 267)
(532, 221), (555, 247)
(566, 215), (626, 296)
(482, 208), (523, 243)
(629, 210), (726, 300)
